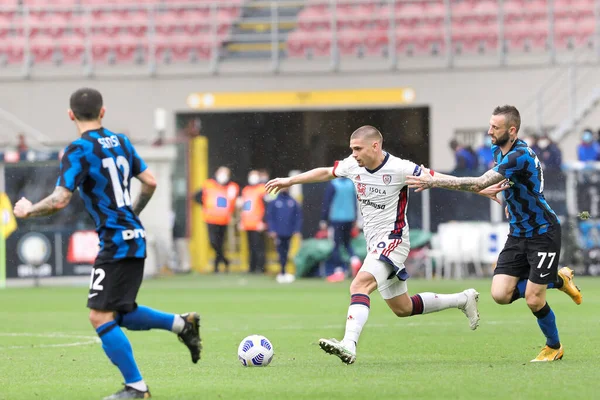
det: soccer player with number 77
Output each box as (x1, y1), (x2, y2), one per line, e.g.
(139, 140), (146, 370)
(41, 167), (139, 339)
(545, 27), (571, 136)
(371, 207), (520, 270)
(406, 105), (582, 362)
(13, 88), (201, 399)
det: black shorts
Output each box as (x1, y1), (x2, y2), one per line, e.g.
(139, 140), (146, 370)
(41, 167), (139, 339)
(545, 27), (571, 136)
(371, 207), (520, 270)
(87, 258), (145, 313)
(494, 224), (561, 285)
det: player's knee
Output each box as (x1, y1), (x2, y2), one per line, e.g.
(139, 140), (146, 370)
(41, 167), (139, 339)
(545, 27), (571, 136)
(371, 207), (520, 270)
(490, 291), (511, 305)
(89, 309), (115, 329)
(525, 294), (545, 311)
(490, 286), (512, 305)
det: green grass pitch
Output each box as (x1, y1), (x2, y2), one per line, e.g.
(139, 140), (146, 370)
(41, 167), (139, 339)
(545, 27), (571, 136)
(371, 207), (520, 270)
(1, 275), (598, 399)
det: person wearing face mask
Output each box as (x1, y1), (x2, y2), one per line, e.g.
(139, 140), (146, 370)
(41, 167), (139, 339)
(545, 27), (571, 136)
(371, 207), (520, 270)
(577, 129), (600, 162)
(195, 166), (239, 273)
(239, 170), (267, 274)
(536, 134), (562, 171)
(477, 133), (495, 171)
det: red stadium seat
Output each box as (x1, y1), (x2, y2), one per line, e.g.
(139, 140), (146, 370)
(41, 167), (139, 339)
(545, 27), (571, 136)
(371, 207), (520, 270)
(0, 36), (25, 64)
(58, 36), (85, 64)
(30, 36), (55, 63)
(286, 30), (309, 58)
(364, 29), (389, 56)
(337, 28), (362, 56)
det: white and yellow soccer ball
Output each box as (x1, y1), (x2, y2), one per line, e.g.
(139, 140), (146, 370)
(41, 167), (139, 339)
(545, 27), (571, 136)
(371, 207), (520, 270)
(237, 335), (274, 367)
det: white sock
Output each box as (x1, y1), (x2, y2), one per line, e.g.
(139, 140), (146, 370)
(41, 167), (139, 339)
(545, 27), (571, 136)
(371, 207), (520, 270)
(342, 294), (370, 352)
(418, 292), (466, 314)
(127, 380), (148, 392)
(171, 315), (185, 333)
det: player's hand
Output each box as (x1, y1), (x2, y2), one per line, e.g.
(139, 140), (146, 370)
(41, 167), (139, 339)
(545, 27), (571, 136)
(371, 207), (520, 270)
(265, 177), (292, 194)
(268, 232), (277, 240)
(478, 179), (509, 205)
(405, 165), (433, 192)
(505, 206), (509, 219)
(13, 197), (32, 218)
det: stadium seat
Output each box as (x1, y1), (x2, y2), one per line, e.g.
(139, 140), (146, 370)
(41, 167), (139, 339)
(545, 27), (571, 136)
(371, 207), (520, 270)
(364, 29), (389, 56)
(155, 33), (213, 63)
(286, 30), (309, 58)
(0, 36), (25, 64)
(337, 28), (363, 56)
(58, 36), (85, 64)
(30, 36), (55, 63)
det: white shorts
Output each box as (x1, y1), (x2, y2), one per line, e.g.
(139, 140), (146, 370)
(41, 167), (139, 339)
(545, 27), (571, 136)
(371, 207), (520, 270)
(360, 238), (410, 300)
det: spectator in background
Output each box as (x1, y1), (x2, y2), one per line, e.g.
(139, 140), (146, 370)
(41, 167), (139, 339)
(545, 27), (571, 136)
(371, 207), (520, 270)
(267, 187), (302, 284)
(320, 177), (361, 282)
(577, 128), (600, 162)
(529, 135), (542, 155)
(449, 139), (478, 174)
(17, 133), (28, 153)
(477, 134), (495, 171)
(239, 170), (267, 274)
(536, 134), (562, 170)
(194, 166), (239, 273)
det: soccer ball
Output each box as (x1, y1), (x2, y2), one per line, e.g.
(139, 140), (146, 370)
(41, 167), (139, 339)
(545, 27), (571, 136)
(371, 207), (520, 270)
(237, 335), (274, 367)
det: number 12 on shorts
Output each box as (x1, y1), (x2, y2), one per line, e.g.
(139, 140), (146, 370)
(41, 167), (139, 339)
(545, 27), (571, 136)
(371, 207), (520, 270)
(89, 268), (105, 291)
(536, 252), (556, 269)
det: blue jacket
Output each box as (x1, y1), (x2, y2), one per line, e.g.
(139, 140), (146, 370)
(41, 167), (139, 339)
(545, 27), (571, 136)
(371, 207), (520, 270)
(321, 178), (357, 223)
(266, 192), (302, 238)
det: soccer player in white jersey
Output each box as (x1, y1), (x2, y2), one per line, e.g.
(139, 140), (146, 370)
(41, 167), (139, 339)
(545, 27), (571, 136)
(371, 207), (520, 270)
(266, 125), (502, 365)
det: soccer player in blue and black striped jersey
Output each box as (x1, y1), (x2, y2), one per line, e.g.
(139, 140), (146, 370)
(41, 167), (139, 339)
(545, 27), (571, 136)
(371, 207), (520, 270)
(13, 88), (202, 399)
(406, 105), (582, 363)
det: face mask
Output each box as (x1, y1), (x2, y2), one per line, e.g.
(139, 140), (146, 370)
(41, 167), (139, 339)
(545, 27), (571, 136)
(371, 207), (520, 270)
(248, 174), (260, 185)
(259, 175), (268, 183)
(583, 131), (593, 143)
(538, 139), (550, 148)
(216, 173), (229, 185)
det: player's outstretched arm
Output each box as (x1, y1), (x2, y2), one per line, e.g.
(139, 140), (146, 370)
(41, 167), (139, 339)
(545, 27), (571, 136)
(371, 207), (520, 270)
(406, 167), (505, 194)
(13, 187), (72, 219)
(132, 169), (157, 215)
(265, 167), (334, 194)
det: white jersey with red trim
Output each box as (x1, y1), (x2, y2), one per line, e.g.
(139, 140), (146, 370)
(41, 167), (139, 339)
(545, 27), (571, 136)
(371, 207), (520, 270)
(332, 152), (422, 250)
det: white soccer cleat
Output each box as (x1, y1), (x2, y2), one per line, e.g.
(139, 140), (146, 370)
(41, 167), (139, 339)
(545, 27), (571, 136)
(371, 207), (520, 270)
(459, 288), (480, 330)
(318, 338), (356, 365)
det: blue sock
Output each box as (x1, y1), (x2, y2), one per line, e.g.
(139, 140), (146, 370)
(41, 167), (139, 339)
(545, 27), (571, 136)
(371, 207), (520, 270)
(516, 279), (527, 297)
(511, 279), (560, 302)
(533, 303), (560, 348)
(96, 321), (142, 384)
(117, 305), (175, 331)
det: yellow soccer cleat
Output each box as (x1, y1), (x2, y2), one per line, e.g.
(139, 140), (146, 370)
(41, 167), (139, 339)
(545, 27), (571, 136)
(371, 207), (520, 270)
(558, 267), (582, 305)
(531, 345), (564, 362)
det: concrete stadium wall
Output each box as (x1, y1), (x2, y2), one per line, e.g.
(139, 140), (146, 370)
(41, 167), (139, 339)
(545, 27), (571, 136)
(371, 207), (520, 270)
(1, 64), (599, 170)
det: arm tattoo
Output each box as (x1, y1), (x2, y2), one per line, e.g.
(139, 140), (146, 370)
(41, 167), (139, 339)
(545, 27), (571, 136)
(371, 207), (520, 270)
(132, 188), (155, 215)
(431, 170), (505, 193)
(29, 187), (73, 217)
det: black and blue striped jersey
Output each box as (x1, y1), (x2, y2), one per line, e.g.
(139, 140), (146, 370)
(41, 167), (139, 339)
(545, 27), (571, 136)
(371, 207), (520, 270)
(493, 139), (559, 238)
(57, 128), (147, 261)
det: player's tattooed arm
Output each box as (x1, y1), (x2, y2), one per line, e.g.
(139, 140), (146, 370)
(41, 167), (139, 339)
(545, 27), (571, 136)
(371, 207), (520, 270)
(406, 168), (506, 193)
(24, 187), (72, 218)
(432, 169), (506, 193)
(132, 189), (154, 215)
(132, 169), (157, 215)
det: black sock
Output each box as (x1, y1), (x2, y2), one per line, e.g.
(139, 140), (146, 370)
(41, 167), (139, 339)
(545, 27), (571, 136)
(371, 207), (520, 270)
(509, 288), (521, 303)
(553, 277), (564, 289)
